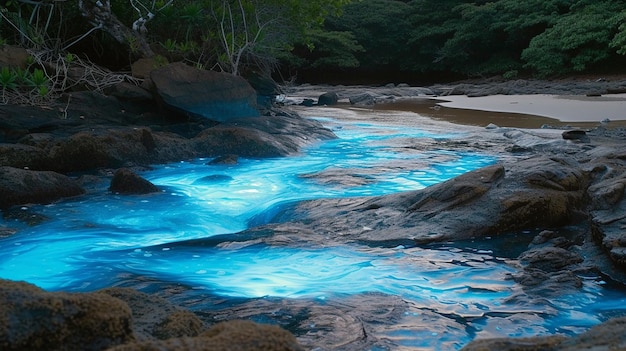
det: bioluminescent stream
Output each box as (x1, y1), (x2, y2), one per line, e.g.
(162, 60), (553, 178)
(1, 110), (625, 350)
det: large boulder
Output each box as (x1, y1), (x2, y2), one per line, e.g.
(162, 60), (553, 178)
(0, 143), (50, 169)
(269, 155), (589, 245)
(0, 279), (134, 351)
(99, 288), (204, 341)
(109, 168), (160, 195)
(318, 91), (339, 106)
(194, 111), (336, 158)
(2, 127), (199, 173)
(151, 62), (259, 122)
(0, 166), (85, 209)
(194, 126), (295, 157)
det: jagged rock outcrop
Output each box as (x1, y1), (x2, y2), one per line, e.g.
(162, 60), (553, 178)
(194, 110), (336, 157)
(99, 288), (204, 341)
(106, 320), (304, 351)
(587, 147), (626, 270)
(270, 155), (588, 244)
(0, 166), (85, 209)
(460, 316), (626, 351)
(151, 62), (259, 122)
(0, 279), (303, 351)
(0, 279), (134, 351)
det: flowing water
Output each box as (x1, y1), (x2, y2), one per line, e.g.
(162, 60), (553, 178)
(1, 107), (625, 350)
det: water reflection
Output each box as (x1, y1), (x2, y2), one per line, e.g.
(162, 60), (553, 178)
(1, 113), (625, 350)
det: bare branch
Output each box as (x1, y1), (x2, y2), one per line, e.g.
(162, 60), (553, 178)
(78, 0), (155, 57)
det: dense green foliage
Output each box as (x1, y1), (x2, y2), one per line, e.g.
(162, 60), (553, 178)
(1, 0), (625, 85)
(291, 0), (626, 81)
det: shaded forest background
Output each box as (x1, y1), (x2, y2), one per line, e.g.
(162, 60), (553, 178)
(1, 0), (626, 89)
(296, 0), (626, 84)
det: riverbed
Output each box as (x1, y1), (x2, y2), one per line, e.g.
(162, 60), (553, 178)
(1, 104), (625, 350)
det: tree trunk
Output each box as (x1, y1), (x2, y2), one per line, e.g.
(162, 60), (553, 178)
(78, 0), (155, 58)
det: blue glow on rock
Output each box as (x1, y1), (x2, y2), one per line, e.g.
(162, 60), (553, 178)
(1, 113), (625, 349)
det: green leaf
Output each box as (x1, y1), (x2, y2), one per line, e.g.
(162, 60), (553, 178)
(26, 68), (48, 88)
(0, 66), (17, 90)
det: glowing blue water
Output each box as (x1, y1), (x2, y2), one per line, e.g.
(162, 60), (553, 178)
(1, 114), (625, 349)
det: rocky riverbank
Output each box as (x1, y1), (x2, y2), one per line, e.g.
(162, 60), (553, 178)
(2, 67), (626, 350)
(0, 62), (335, 209)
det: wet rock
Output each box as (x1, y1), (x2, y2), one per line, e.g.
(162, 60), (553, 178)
(0, 105), (64, 143)
(151, 62), (259, 122)
(106, 82), (154, 101)
(460, 335), (567, 351)
(503, 129), (581, 154)
(0, 279), (134, 351)
(48, 129), (132, 171)
(207, 154), (239, 165)
(429, 77), (626, 96)
(299, 168), (376, 186)
(520, 246), (584, 272)
(485, 123), (499, 129)
(0, 143), (49, 170)
(2, 206), (49, 226)
(530, 230), (556, 245)
(106, 320), (304, 351)
(194, 112), (335, 158)
(562, 129), (589, 142)
(443, 83), (474, 96)
(466, 85), (510, 97)
(460, 316), (626, 350)
(197, 292), (408, 350)
(193, 174), (233, 184)
(140, 129), (156, 152)
(194, 126), (294, 157)
(588, 177), (625, 210)
(0, 166), (85, 209)
(270, 156), (588, 245)
(318, 91), (339, 105)
(300, 98), (315, 106)
(45, 127), (198, 172)
(7, 126), (179, 173)
(1, 92), (334, 186)
(587, 151), (626, 271)
(99, 288), (204, 341)
(109, 168), (160, 194)
(558, 316), (626, 350)
(348, 92), (378, 106)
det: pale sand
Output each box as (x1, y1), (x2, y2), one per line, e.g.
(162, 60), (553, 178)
(434, 94), (626, 123)
(373, 94), (626, 129)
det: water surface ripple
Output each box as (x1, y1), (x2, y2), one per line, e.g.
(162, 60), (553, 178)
(1, 111), (625, 350)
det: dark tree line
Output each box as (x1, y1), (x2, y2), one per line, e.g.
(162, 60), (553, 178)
(2, 0), (625, 87)
(287, 0), (626, 83)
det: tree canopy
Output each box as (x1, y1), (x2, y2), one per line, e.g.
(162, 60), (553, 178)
(1, 0), (626, 86)
(290, 0), (626, 82)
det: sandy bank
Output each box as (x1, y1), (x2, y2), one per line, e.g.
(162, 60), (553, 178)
(286, 83), (626, 129)
(433, 94), (626, 123)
